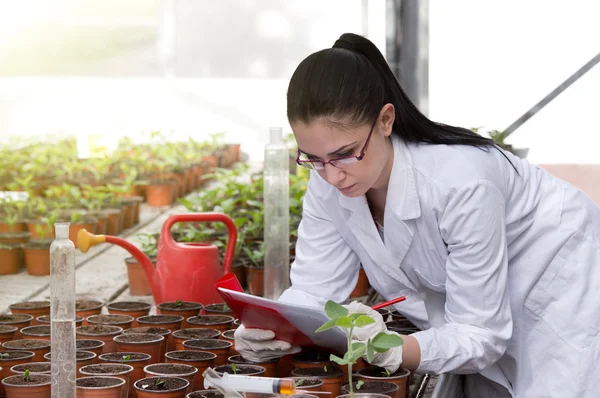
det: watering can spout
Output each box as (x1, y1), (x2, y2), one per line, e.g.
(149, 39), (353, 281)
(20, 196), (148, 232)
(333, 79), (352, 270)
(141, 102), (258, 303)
(77, 229), (156, 289)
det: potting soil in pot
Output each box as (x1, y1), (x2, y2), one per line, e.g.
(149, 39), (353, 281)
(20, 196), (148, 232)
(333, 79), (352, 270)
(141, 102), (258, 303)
(214, 365), (263, 375)
(82, 364), (131, 374)
(108, 302), (151, 311)
(358, 366), (408, 378)
(4, 339), (50, 349)
(76, 340), (104, 350)
(115, 333), (161, 343)
(9, 301), (50, 310)
(187, 391), (224, 398)
(0, 315), (32, 324)
(341, 381), (399, 394)
(125, 327), (171, 335)
(292, 378), (323, 388)
(159, 302), (202, 310)
(136, 377), (188, 391)
(203, 304), (232, 313)
(12, 362), (51, 373)
(167, 351), (215, 360)
(76, 300), (103, 310)
(139, 316), (183, 323)
(292, 366), (344, 378)
(77, 378), (123, 388)
(0, 325), (17, 333)
(173, 329), (220, 339)
(147, 364), (194, 374)
(88, 315), (133, 324)
(184, 339), (230, 349)
(0, 351), (34, 360)
(78, 325), (121, 334)
(22, 325), (50, 335)
(188, 316), (232, 325)
(45, 351), (95, 361)
(100, 352), (150, 362)
(3, 374), (51, 386)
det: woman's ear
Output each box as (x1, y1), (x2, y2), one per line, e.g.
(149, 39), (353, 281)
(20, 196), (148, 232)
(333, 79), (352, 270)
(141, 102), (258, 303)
(379, 103), (395, 137)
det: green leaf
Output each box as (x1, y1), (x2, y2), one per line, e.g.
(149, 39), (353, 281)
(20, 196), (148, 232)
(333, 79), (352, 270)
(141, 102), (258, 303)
(372, 332), (404, 351)
(324, 300), (348, 319)
(367, 341), (375, 363)
(351, 341), (366, 351)
(350, 344), (367, 362)
(356, 380), (364, 390)
(336, 316), (352, 329)
(315, 318), (338, 333)
(354, 315), (376, 328)
(350, 313), (366, 320)
(330, 354), (348, 366)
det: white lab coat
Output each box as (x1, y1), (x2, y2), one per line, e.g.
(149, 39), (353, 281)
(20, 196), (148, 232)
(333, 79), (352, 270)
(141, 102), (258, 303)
(279, 135), (600, 398)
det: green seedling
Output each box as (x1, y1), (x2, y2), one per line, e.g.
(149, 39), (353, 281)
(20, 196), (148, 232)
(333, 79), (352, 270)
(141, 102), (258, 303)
(316, 300), (404, 398)
(294, 378), (305, 387)
(122, 355), (131, 360)
(0, 353), (9, 358)
(356, 380), (364, 390)
(382, 368), (392, 377)
(175, 300), (183, 308)
(24, 369), (30, 382)
(230, 363), (238, 374)
(155, 378), (165, 388)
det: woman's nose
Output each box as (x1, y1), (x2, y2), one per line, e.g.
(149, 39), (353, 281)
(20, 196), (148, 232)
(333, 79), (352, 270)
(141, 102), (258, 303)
(322, 163), (344, 186)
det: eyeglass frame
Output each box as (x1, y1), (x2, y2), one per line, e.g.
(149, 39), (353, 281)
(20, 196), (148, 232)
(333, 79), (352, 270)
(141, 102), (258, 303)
(295, 118), (378, 170)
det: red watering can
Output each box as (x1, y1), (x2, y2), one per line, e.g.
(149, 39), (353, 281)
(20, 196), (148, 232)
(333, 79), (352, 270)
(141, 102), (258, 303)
(77, 212), (237, 305)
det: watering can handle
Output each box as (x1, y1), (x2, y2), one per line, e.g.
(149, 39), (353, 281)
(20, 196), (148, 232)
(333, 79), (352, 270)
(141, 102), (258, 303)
(161, 212), (237, 274)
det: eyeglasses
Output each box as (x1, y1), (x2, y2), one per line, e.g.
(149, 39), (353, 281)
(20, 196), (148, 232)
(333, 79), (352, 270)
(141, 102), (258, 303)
(296, 119), (377, 170)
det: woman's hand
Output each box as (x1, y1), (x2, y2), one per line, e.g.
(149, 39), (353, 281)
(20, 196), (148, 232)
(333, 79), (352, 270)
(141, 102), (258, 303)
(234, 325), (302, 362)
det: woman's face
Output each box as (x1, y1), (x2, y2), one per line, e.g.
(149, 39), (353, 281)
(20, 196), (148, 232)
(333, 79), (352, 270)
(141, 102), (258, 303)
(292, 104), (395, 197)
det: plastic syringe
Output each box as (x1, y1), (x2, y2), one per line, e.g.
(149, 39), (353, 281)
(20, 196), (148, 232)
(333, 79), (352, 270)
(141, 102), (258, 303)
(203, 368), (330, 396)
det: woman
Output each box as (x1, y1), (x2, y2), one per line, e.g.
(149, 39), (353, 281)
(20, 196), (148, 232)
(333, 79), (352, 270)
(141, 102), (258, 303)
(235, 33), (600, 397)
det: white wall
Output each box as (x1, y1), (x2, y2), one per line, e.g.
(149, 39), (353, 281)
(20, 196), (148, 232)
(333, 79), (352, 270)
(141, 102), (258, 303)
(429, 0), (600, 164)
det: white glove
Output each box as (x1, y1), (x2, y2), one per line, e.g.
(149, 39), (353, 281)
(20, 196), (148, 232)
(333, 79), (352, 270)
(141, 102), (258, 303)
(344, 301), (403, 373)
(234, 325), (302, 362)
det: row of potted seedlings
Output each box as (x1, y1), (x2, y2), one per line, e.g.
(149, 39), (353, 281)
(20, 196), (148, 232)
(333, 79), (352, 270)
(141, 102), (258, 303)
(0, 300), (420, 398)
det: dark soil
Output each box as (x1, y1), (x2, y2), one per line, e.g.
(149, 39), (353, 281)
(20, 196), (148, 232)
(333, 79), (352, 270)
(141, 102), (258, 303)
(146, 363), (195, 375)
(172, 329), (220, 339)
(0, 314), (32, 323)
(221, 330), (235, 339)
(124, 327), (170, 335)
(9, 301), (50, 310)
(100, 352), (150, 362)
(187, 391), (224, 398)
(187, 315), (233, 325)
(166, 351), (215, 361)
(359, 366), (408, 378)
(75, 300), (103, 311)
(214, 364), (264, 375)
(137, 315), (183, 324)
(37, 315), (84, 324)
(159, 301), (202, 310)
(3, 374), (50, 386)
(0, 351), (34, 360)
(228, 355), (277, 365)
(22, 325), (50, 335)
(292, 366), (344, 378)
(0, 325), (17, 333)
(77, 377), (123, 388)
(293, 349), (331, 363)
(107, 301), (151, 311)
(135, 377), (187, 391)
(115, 333), (162, 343)
(46, 351), (95, 361)
(385, 319), (416, 329)
(4, 339), (50, 349)
(82, 364), (131, 374)
(77, 325), (121, 335)
(184, 339), (231, 349)
(342, 381), (399, 394)
(76, 339), (104, 349)
(203, 304), (232, 313)
(88, 315), (132, 324)
(292, 378), (322, 387)
(233, 319), (241, 326)
(12, 363), (51, 373)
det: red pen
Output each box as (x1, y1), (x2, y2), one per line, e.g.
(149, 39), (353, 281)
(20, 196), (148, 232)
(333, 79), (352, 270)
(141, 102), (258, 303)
(371, 296), (406, 311)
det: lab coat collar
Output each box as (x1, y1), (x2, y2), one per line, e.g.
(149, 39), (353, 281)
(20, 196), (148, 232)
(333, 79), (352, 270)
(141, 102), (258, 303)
(337, 135), (421, 221)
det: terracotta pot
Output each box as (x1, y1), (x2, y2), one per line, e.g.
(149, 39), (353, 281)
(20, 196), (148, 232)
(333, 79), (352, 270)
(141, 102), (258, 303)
(0, 245), (21, 275)
(98, 353), (151, 398)
(76, 376), (126, 398)
(87, 314), (134, 330)
(2, 339), (51, 362)
(230, 263), (247, 290)
(157, 302), (203, 329)
(23, 241), (51, 276)
(0, 325), (18, 345)
(80, 364), (134, 398)
(69, 222), (97, 249)
(143, 364), (197, 395)
(77, 339), (106, 363)
(114, 334), (164, 365)
(0, 351), (35, 397)
(186, 315), (234, 333)
(134, 376), (189, 398)
(291, 350), (335, 370)
(341, 381), (399, 397)
(123, 327), (171, 363)
(45, 350), (97, 376)
(146, 183), (176, 207)
(9, 301), (50, 326)
(136, 316), (184, 353)
(10, 361), (51, 375)
(0, 222), (26, 233)
(37, 315), (84, 328)
(357, 367), (411, 398)
(1, 373), (51, 398)
(20, 325), (51, 340)
(227, 355), (278, 377)
(182, 339), (232, 366)
(0, 232), (30, 245)
(76, 325), (124, 353)
(26, 222), (54, 240)
(107, 302), (152, 328)
(172, 328), (220, 351)
(165, 351), (216, 391)
(290, 377), (325, 392)
(124, 257), (154, 297)
(232, 319), (241, 330)
(213, 363), (265, 377)
(291, 366), (344, 397)
(202, 304), (234, 317)
(219, 330), (238, 357)
(76, 300), (105, 324)
(88, 212), (108, 235)
(244, 265), (264, 296)
(0, 314), (33, 339)
(104, 209), (122, 236)
(350, 268), (370, 298)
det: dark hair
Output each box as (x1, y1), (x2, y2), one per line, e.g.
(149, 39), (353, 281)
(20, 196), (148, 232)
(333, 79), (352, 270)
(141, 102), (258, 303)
(287, 33), (498, 150)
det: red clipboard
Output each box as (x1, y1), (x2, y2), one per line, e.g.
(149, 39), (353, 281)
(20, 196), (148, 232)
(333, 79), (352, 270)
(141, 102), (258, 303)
(214, 273), (347, 354)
